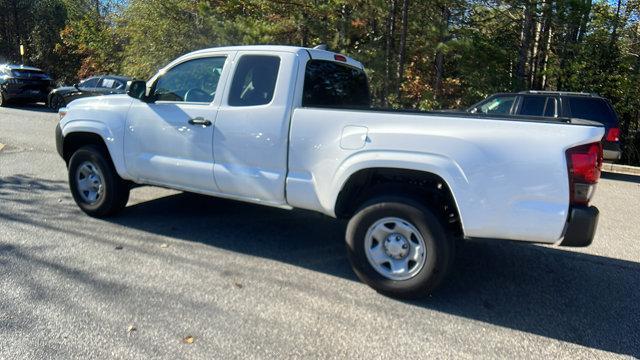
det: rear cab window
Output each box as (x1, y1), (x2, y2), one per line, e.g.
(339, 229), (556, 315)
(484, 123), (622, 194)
(302, 60), (371, 109)
(564, 97), (618, 127)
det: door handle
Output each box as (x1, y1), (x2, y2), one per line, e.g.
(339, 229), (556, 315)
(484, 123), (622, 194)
(188, 117), (212, 126)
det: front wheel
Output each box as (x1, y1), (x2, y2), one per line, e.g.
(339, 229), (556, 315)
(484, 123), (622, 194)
(49, 94), (65, 111)
(346, 197), (454, 299)
(68, 145), (130, 217)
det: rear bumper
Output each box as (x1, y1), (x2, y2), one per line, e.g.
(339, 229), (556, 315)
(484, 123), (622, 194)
(2, 83), (51, 102)
(603, 141), (621, 161)
(560, 206), (599, 247)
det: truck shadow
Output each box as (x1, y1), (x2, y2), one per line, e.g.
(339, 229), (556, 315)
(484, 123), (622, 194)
(110, 192), (639, 357)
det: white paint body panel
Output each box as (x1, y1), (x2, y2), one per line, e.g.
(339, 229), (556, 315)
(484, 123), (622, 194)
(59, 45), (604, 245)
(287, 108), (603, 242)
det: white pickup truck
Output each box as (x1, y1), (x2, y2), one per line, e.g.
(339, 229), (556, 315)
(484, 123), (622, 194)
(55, 45), (604, 298)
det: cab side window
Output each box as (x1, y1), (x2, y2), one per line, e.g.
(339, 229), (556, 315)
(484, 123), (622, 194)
(228, 55), (280, 106)
(153, 57), (226, 103)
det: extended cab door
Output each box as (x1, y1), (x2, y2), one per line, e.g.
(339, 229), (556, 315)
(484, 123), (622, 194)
(124, 53), (233, 192)
(213, 51), (298, 204)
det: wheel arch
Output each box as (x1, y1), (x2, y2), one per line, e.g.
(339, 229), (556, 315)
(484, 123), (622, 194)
(60, 121), (129, 179)
(330, 155), (468, 238)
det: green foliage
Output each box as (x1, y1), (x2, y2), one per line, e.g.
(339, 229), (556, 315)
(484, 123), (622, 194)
(2, 0), (640, 163)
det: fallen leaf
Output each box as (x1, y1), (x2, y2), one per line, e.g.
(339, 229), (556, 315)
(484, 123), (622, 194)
(160, 244), (169, 248)
(127, 325), (137, 336)
(115, 245), (123, 250)
(234, 282), (243, 289)
(182, 335), (195, 344)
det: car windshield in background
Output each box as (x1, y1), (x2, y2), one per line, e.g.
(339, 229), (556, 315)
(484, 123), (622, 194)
(11, 69), (49, 79)
(303, 60), (371, 109)
(565, 97), (617, 126)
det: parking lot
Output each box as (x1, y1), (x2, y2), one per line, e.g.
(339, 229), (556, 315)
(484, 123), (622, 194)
(1, 104), (639, 359)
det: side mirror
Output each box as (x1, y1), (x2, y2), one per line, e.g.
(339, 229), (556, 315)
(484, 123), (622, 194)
(126, 80), (149, 102)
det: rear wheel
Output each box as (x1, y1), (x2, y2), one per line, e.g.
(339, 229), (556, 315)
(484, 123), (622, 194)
(68, 145), (130, 217)
(346, 196), (454, 299)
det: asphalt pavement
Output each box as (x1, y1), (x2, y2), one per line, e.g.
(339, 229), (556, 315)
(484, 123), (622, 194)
(1, 104), (639, 359)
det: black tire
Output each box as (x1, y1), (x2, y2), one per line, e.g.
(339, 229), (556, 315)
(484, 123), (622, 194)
(68, 145), (130, 217)
(346, 196), (454, 299)
(49, 94), (65, 111)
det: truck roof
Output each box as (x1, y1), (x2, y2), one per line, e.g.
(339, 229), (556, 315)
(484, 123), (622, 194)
(182, 45), (365, 70)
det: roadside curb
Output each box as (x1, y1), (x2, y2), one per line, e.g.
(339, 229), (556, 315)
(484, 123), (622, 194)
(602, 163), (640, 176)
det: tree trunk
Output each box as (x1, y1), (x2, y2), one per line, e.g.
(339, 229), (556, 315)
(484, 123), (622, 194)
(608, 0), (622, 53)
(383, 0), (397, 106)
(434, 5), (451, 98)
(533, 0), (553, 89)
(515, 0), (535, 91)
(396, 0), (409, 101)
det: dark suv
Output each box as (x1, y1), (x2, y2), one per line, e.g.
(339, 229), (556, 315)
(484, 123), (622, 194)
(468, 91), (622, 161)
(0, 64), (54, 106)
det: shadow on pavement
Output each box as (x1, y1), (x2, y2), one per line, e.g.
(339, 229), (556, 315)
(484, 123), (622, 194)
(112, 192), (639, 358)
(4, 102), (54, 113)
(1, 176), (638, 357)
(602, 171), (640, 184)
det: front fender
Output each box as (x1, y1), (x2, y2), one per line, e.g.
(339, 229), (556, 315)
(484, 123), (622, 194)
(60, 119), (130, 180)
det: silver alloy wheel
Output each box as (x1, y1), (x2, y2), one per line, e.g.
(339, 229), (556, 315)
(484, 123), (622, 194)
(75, 161), (104, 204)
(364, 217), (427, 281)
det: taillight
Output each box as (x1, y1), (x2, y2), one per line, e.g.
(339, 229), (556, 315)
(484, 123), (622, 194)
(334, 54), (347, 62)
(566, 142), (603, 205)
(605, 128), (620, 142)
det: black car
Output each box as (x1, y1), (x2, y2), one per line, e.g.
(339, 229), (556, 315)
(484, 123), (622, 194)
(0, 64), (54, 106)
(48, 75), (131, 111)
(468, 91), (622, 161)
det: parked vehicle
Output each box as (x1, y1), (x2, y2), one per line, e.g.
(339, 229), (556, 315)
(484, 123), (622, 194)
(48, 75), (131, 111)
(468, 91), (622, 161)
(0, 64), (54, 106)
(55, 46), (604, 298)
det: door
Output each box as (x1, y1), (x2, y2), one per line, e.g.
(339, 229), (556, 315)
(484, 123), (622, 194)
(213, 52), (296, 204)
(124, 55), (230, 192)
